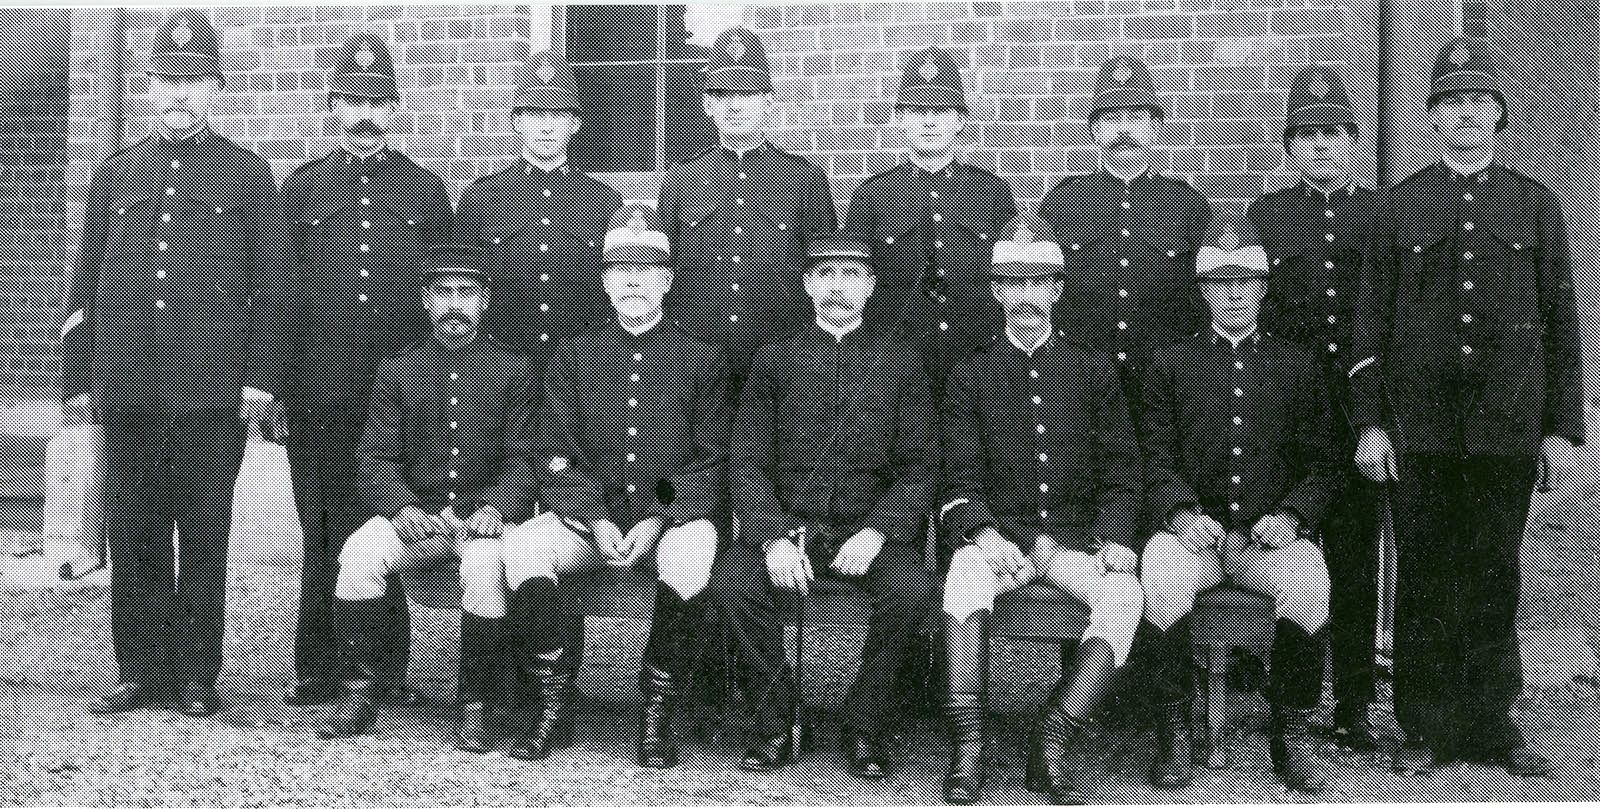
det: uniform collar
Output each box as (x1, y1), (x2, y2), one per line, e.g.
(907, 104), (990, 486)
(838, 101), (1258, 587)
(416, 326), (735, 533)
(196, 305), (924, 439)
(430, 330), (481, 353)
(156, 125), (211, 146)
(904, 154), (957, 178)
(1100, 161), (1152, 186)
(1210, 323), (1260, 349)
(815, 316), (863, 342)
(1441, 153), (1494, 182)
(619, 311), (663, 336)
(1301, 178), (1354, 200)
(520, 157), (572, 177)
(719, 140), (770, 159)
(342, 145), (390, 165)
(1006, 326), (1053, 356)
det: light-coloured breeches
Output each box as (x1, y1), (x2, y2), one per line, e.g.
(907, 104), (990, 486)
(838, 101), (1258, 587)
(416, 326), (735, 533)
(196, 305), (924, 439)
(334, 510), (509, 619)
(1140, 531), (1330, 633)
(501, 511), (719, 600)
(943, 540), (1144, 666)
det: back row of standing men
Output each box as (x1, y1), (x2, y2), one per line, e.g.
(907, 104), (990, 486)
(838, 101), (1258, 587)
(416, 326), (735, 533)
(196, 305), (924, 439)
(61, 9), (1582, 806)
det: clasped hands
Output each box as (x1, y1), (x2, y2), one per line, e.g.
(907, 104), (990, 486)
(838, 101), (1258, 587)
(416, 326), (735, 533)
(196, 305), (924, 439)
(393, 503), (503, 545)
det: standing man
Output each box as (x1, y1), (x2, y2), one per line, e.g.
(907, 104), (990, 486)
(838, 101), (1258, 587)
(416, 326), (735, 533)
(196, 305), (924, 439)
(278, 30), (454, 709)
(317, 245), (537, 753)
(62, 9), (290, 718)
(1348, 37), (1583, 777)
(712, 237), (937, 778)
(1038, 55), (1211, 406)
(501, 204), (729, 769)
(938, 216), (1145, 805)
(842, 46), (1018, 392)
(1138, 217), (1335, 793)
(657, 26), (838, 391)
(1247, 64), (1382, 748)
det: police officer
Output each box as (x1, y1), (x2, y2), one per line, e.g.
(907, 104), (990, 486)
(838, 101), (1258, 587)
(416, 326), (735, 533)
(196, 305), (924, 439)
(657, 26), (838, 391)
(938, 216), (1144, 805)
(1247, 64), (1382, 748)
(711, 237), (937, 778)
(501, 204), (729, 768)
(456, 50), (623, 362)
(1348, 37), (1584, 777)
(1138, 215), (1335, 793)
(277, 30), (453, 709)
(842, 47), (1018, 392)
(317, 245), (537, 754)
(62, 9), (290, 718)
(1038, 55), (1212, 407)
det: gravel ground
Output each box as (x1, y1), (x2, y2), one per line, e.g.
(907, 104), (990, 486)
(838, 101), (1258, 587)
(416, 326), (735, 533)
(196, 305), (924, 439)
(3, 439), (1599, 805)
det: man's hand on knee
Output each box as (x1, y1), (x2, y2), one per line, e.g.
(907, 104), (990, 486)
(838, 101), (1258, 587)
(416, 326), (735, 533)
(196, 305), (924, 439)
(1251, 512), (1299, 549)
(1097, 542), (1138, 574)
(829, 527), (885, 578)
(462, 505), (504, 539)
(766, 534), (813, 594)
(1170, 508), (1223, 554)
(393, 505), (447, 545)
(971, 528), (1028, 580)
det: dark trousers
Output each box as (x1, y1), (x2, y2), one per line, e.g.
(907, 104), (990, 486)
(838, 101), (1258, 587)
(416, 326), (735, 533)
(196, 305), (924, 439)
(102, 411), (246, 689)
(1325, 469), (1382, 716)
(1390, 453), (1535, 755)
(285, 416), (409, 687)
(711, 538), (935, 738)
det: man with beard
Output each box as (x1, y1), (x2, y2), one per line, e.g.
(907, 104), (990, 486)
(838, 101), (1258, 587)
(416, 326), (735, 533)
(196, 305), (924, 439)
(1037, 55), (1211, 408)
(62, 9), (290, 718)
(1348, 37), (1583, 777)
(842, 46), (1018, 393)
(1246, 65), (1382, 749)
(276, 30), (453, 710)
(500, 204), (728, 768)
(938, 215), (1144, 805)
(711, 237), (936, 777)
(317, 245), (537, 753)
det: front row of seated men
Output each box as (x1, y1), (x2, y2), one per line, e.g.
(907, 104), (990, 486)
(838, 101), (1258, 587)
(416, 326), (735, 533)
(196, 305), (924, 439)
(316, 204), (1334, 806)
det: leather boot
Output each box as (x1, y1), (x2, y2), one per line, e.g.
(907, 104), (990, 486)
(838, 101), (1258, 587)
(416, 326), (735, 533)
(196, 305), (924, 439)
(1270, 620), (1326, 793)
(1273, 706), (1326, 792)
(507, 578), (575, 761)
(455, 612), (502, 753)
(317, 598), (387, 740)
(942, 609), (989, 805)
(1024, 679), (1069, 794)
(1037, 637), (1118, 805)
(1147, 618), (1194, 789)
(637, 583), (694, 769)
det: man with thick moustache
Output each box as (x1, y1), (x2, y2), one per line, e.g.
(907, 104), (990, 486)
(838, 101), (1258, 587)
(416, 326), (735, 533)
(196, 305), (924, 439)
(62, 9), (290, 718)
(1037, 55), (1211, 408)
(938, 216), (1144, 806)
(1348, 37), (1584, 778)
(842, 46), (1018, 393)
(1138, 215), (1335, 793)
(657, 26), (838, 392)
(500, 204), (729, 769)
(317, 245), (537, 754)
(277, 30), (453, 709)
(1246, 64), (1382, 749)
(712, 237), (937, 778)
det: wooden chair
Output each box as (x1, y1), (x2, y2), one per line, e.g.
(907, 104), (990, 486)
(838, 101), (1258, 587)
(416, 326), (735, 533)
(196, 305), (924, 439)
(1188, 584), (1276, 768)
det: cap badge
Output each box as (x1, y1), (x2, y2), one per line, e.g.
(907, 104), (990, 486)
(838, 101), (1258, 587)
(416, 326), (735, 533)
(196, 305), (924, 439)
(1112, 60), (1132, 85)
(549, 457), (569, 473)
(1308, 72), (1330, 100)
(1449, 41), (1470, 68)
(355, 46), (376, 69)
(1013, 223), (1034, 244)
(1218, 225), (1241, 252)
(627, 208), (649, 234)
(727, 34), (746, 63)
(171, 22), (192, 48)
(919, 57), (940, 83)
(537, 61), (556, 84)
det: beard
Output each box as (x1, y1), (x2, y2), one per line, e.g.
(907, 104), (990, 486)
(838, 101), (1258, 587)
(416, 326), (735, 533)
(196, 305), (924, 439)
(161, 106), (198, 133)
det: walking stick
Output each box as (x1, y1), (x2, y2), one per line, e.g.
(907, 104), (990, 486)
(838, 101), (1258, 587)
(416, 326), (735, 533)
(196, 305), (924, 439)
(789, 524), (812, 755)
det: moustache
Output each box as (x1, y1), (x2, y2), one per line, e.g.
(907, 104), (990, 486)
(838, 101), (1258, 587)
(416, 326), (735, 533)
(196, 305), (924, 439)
(1108, 133), (1143, 150)
(436, 313), (471, 327)
(347, 119), (383, 138)
(822, 295), (852, 309)
(1007, 302), (1047, 320)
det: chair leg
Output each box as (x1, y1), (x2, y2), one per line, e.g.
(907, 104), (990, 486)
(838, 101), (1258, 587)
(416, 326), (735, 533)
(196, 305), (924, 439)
(1204, 641), (1229, 770)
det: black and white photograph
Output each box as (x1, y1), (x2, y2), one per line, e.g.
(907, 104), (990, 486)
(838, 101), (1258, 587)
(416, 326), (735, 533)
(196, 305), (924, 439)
(0, 1), (1597, 803)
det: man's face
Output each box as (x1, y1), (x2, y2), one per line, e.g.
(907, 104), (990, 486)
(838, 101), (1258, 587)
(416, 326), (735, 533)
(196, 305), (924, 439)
(512, 109), (581, 162)
(990, 275), (1063, 333)
(804, 258), (876, 328)
(1091, 106), (1158, 160)
(1200, 277), (1267, 335)
(331, 94), (396, 151)
(895, 106), (965, 157)
(1430, 91), (1503, 149)
(425, 275), (488, 340)
(702, 91), (771, 139)
(1287, 125), (1355, 185)
(148, 74), (220, 134)
(603, 262), (673, 322)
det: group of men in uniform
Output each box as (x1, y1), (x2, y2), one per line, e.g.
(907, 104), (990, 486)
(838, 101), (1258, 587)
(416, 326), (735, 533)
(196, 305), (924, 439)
(62, 8), (1581, 805)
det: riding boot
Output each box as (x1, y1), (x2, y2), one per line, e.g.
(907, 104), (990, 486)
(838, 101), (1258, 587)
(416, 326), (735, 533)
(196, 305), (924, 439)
(1036, 637), (1118, 805)
(1147, 618), (1194, 789)
(317, 597), (387, 739)
(1025, 679), (1069, 793)
(455, 612), (502, 753)
(507, 578), (574, 761)
(1270, 620), (1327, 793)
(637, 582), (694, 768)
(942, 608), (989, 805)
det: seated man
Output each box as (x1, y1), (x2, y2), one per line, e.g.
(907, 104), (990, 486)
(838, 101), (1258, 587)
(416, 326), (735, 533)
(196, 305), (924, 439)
(1138, 216), (1335, 793)
(501, 204), (729, 768)
(939, 216), (1144, 806)
(318, 245), (537, 753)
(711, 236), (937, 778)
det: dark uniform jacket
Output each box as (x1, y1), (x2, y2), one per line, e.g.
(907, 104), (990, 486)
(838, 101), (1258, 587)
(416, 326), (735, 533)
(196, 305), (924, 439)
(62, 130), (291, 415)
(1142, 330), (1337, 535)
(733, 322), (937, 550)
(1249, 181), (1377, 444)
(842, 160), (1017, 385)
(456, 161), (622, 361)
(657, 143), (838, 377)
(941, 334), (1142, 553)
(1349, 162), (1585, 456)
(279, 148), (453, 423)
(359, 334), (537, 524)
(1038, 170), (1211, 392)
(540, 319), (729, 530)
